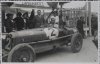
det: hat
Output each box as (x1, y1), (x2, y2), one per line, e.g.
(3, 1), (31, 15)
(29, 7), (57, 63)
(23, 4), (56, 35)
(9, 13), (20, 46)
(6, 13), (13, 17)
(23, 12), (28, 16)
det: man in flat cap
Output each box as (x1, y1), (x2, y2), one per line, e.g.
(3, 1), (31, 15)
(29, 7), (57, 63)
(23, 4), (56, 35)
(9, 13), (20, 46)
(4, 13), (14, 33)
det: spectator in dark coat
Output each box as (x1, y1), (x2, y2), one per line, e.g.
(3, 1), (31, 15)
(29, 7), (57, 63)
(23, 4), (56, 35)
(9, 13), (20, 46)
(35, 10), (45, 28)
(22, 12), (29, 29)
(76, 17), (85, 38)
(4, 13), (13, 33)
(28, 9), (36, 29)
(14, 12), (24, 31)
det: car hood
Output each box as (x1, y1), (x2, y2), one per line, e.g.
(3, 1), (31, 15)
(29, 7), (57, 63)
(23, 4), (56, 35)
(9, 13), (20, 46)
(10, 28), (45, 38)
(7, 28), (48, 45)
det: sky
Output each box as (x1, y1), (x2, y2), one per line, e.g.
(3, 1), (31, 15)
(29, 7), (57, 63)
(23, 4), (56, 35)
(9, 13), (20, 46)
(13, 1), (99, 13)
(63, 2), (86, 9)
(91, 1), (99, 13)
(46, 1), (99, 13)
(63, 1), (99, 13)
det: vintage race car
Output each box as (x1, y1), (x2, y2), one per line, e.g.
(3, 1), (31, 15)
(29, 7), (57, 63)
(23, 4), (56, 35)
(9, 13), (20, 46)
(2, 27), (83, 62)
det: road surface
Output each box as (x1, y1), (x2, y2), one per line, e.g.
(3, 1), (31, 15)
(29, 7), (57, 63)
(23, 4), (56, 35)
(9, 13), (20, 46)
(35, 37), (98, 63)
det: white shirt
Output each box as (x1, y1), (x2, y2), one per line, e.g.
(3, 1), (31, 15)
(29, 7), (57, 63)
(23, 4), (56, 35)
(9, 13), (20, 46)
(44, 28), (59, 39)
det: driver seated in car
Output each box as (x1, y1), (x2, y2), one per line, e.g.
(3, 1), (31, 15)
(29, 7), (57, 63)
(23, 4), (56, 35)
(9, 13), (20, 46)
(44, 17), (59, 39)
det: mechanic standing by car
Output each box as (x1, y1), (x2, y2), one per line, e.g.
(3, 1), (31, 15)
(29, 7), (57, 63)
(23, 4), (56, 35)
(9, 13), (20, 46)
(4, 13), (14, 33)
(13, 12), (25, 31)
(76, 16), (85, 38)
(35, 10), (45, 28)
(50, 11), (59, 28)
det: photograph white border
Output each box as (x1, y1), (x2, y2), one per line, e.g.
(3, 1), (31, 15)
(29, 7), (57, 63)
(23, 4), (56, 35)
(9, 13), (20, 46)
(0, 1), (99, 64)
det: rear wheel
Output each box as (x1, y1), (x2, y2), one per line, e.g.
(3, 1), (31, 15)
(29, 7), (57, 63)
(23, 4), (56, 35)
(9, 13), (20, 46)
(71, 33), (83, 53)
(7, 43), (36, 62)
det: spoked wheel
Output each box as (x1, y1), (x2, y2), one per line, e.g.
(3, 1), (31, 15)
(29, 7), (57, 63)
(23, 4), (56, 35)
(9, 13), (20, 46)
(71, 33), (83, 53)
(7, 43), (36, 62)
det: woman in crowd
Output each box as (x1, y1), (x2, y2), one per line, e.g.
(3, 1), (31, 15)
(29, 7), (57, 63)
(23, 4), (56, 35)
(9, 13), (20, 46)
(22, 12), (29, 29)
(28, 9), (36, 29)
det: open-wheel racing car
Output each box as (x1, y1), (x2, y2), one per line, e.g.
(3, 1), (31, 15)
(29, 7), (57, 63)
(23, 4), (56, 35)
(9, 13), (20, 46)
(2, 26), (83, 62)
(2, 3), (83, 62)
(2, 21), (83, 62)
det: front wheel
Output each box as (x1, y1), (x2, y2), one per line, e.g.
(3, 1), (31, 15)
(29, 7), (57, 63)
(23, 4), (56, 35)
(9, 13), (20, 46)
(7, 43), (36, 62)
(71, 33), (83, 53)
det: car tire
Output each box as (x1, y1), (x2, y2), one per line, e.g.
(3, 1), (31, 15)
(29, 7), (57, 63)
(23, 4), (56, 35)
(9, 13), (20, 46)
(7, 43), (36, 62)
(71, 33), (83, 53)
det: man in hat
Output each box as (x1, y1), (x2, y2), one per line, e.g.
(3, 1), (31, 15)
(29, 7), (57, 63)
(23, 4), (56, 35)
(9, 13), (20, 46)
(4, 13), (14, 33)
(14, 12), (25, 31)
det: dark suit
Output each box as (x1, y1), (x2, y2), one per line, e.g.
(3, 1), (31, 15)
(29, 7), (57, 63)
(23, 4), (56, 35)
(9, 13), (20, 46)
(14, 17), (24, 31)
(4, 18), (13, 33)
(76, 19), (85, 38)
(27, 18), (36, 29)
(35, 15), (45, 28)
